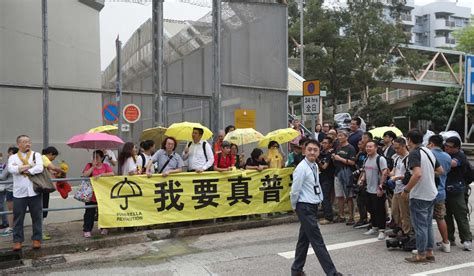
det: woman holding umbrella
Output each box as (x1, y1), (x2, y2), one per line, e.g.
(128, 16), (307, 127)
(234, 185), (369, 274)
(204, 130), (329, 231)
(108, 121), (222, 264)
(81, 150), (114, 238)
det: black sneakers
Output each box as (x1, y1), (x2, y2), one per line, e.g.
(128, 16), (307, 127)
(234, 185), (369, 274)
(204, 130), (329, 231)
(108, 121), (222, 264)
(353, 220), (370, 229)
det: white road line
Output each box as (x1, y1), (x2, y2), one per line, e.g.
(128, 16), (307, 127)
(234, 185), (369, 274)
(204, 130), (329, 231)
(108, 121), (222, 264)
(278, 238), (379, 259)
(410, 262), (474, 276)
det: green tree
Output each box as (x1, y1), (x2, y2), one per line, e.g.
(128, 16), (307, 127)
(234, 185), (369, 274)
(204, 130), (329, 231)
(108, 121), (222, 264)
(454, 15), (474, 54)
(344, 0), (408, 103)
(350, 95), (394, 127)
(408, 88), (469, 133)
(303, 1), (355, 111)
(287, 0), (410, 112)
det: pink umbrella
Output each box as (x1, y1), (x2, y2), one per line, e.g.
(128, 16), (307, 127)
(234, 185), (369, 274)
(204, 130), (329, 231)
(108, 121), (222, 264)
(67, 132), (124, 149)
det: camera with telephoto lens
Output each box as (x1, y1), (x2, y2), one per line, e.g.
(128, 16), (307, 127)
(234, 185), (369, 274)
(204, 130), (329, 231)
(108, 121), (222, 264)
(386, 235), (416, 251)
(351, 168), (365, 196)
(352, 168), (364, 179)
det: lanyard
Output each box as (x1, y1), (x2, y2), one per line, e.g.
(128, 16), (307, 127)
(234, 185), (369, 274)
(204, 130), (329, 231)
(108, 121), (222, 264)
(304, 159), (323, 199)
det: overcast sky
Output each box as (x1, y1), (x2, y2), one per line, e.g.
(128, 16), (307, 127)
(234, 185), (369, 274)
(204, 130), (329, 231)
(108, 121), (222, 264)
(99, 0), (473, 71)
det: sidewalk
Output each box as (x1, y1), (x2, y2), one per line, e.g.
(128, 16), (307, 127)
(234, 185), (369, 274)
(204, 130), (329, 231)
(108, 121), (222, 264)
(0, 214), (299, 269)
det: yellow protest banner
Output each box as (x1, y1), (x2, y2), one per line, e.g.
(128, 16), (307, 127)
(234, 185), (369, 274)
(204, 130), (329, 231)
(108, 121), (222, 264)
(91, 168), (294, 228)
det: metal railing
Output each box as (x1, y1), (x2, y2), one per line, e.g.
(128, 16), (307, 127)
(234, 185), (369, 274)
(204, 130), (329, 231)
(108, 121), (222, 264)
(0, 177), (97, 215)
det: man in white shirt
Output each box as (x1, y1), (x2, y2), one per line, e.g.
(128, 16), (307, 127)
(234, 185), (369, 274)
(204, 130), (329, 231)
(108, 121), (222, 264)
(183, 128), (214, 172)
(7, 135), (44, 251)
(137, 140), (155, 174)
(290, 139), (341, 276)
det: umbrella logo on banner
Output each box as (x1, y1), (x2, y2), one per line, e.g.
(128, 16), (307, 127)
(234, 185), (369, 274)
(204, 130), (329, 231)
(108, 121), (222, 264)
(110, 178), (143, 210)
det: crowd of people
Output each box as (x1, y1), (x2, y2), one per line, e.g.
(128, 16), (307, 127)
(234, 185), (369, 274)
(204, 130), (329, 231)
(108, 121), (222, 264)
(0, 119), (472, 261)
(0, 124), (291, 250)
(288, 117), (472, 271)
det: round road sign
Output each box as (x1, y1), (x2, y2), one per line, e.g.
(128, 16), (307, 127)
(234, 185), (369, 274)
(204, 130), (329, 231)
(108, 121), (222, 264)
(123, 104), (141, 124)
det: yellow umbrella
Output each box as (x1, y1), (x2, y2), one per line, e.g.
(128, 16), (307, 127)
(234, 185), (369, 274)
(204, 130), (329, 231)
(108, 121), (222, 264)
(369, 126), (403, 139)
(165, 122), (213, 141)
(258, 128), (300, 148)
(223, 128), (263, 146)
(88, 125), (118, 134)
(140, 127), (167, 147)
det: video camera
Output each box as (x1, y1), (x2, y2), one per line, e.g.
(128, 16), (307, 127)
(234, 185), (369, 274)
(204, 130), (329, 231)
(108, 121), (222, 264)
(386, 234), (416, 252)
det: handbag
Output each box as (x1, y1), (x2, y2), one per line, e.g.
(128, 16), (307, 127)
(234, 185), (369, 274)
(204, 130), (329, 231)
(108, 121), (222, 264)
(74, 180), (93, 203)
(29, 153), (56, 194)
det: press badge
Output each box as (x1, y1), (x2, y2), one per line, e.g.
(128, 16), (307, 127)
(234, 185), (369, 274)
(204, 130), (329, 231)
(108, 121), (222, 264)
(314, 185), (321, 195)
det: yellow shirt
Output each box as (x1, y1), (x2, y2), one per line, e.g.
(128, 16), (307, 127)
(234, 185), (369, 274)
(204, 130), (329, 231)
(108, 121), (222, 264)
(42, 155), (52, 168)
(266, 148), (283, 169)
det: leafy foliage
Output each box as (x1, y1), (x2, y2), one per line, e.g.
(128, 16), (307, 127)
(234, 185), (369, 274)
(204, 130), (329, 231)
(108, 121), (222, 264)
(453, 16), (474, 54)
(408, 88), (466, 132)
(287, 0), (409, 110)
(350, 95), (394, 127)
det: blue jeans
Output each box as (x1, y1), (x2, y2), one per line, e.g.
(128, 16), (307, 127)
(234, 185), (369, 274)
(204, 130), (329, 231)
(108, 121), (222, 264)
(410, 198), (435, 255)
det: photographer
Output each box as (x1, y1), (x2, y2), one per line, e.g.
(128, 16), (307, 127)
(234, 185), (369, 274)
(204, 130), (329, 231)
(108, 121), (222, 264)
(353, 140), (369, 229)
(389, 137), (411, 237)
(402, 129), (442, 263)
(359, 140), (388, 240)
(443, 137), (472, 251)
(317, 136), (335, 224)
(333, 131), (356, 225)
(427, 135), (452, 253)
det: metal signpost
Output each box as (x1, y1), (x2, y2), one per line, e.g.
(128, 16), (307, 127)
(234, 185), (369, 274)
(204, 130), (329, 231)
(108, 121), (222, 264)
(464, 55), (474, 142)
(303, 80), (320, 139)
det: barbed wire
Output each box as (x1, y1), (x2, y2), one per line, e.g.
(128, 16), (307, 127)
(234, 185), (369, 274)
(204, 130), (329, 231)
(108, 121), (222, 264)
(105, 0), (212, 8)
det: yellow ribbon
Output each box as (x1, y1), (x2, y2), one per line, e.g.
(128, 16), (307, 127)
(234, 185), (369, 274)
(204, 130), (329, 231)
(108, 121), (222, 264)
(17, 151), (32, 175)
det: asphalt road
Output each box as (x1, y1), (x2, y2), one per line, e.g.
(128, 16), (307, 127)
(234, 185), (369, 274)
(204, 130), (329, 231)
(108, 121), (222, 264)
(20, 185), (474, 276)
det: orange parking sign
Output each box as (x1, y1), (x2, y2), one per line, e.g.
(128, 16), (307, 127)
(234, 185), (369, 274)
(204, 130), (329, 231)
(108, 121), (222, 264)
(303, 80), (320, 96)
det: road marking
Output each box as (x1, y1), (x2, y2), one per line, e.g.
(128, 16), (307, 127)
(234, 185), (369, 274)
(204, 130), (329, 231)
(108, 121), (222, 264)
(410, 262), (474, 276)
(278, 238), (379, 259)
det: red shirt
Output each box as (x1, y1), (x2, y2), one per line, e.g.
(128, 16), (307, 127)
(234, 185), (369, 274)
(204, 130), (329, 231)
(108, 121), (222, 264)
(213, 141), (222, 153)
(214, 153), (232, 169)
(83, 163), (113, 202)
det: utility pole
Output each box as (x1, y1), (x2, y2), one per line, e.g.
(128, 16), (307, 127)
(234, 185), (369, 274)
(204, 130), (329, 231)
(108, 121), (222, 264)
(211, 0), (221, 135)
(152, 0), (164, 127)
(42, 0), (49, 148)
(115, 37), (123, 139)
(299, 0), (304, 78)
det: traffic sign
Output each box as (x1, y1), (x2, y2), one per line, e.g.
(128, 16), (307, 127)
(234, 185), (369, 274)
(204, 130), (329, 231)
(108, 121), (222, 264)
(123, 104), (141, 124)
(465, 55), (474, 105)
(303, 95), (320, 115)
(303, 80), (320, 96)
(102, 103), (119, 123)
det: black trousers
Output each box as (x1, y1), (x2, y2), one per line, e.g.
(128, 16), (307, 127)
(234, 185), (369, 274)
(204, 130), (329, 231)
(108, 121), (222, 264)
(83, 202), (97, 232)
(292, 203), (337, 276)
(366, 193), (386, 230)
(42, 192), (50, 218)
(13, 195), (43, 243)
(356, 189), (368, 222)
(320, 178), (334, 221)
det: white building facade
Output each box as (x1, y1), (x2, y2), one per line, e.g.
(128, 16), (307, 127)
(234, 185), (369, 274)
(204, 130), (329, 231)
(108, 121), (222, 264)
(412, 1), (471, 48)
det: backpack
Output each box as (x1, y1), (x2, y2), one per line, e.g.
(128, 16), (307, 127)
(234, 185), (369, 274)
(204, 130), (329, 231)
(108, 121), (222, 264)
(139, 153), (147, 170)
(382, 145), (395, 171)
(187, 141), (209, 162)
(463, 159), (474, 185)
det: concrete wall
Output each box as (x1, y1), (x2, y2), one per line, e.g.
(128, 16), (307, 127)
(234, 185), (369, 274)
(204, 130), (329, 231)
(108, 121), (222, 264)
(0, 0), (103, 177)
